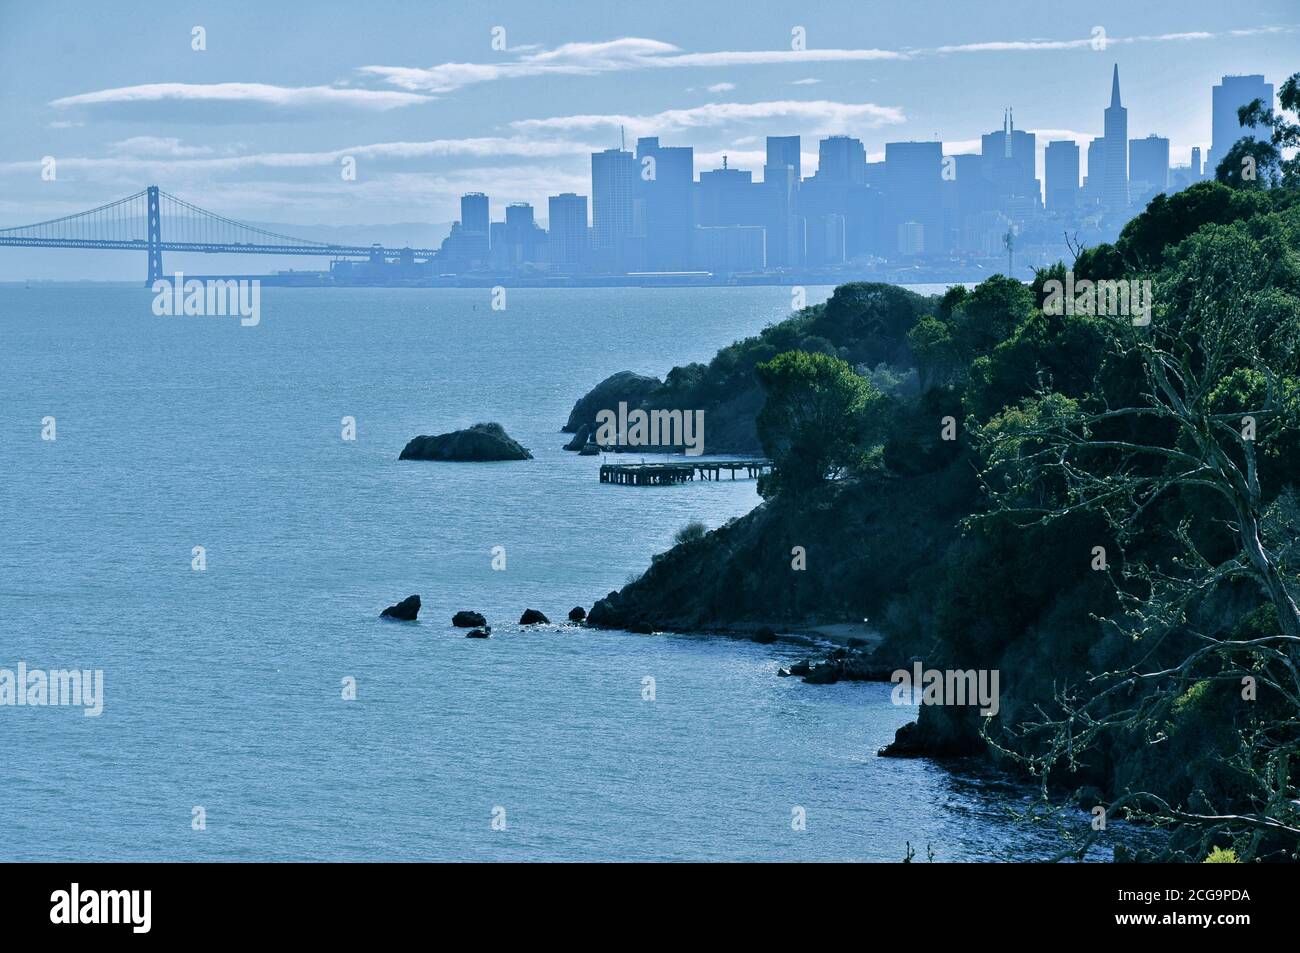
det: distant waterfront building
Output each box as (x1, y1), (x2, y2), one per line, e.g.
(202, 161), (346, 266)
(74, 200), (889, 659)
(547, 193), (588, 269)
(692, 225), (766, 274)
(591, 148), (637, 270)
(1208, 74), (1274, 175)
(1044, 140), (1081, 211)
(1101, 65), (1129, 210)
(1129, 134), (1170, 202)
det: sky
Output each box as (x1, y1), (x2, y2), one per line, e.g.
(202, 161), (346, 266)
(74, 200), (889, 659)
(0, 0), (1296, 245)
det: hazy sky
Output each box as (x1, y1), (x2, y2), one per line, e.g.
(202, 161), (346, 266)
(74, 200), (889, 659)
(1, 0), (1296, 231)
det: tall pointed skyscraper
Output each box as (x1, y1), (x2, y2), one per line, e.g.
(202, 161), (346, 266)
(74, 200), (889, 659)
(1102, 65), (1129, 210)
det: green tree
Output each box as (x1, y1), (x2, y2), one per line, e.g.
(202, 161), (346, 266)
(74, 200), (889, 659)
(755, 351), (882, 496)
(1217, 71), (1300, 189)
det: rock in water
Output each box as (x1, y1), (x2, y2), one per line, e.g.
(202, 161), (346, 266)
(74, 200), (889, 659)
(380, 594), (421, 621)
(465, 627), (491, 639)
(519, 608), (549, 625)
(400, 422), (532, 462)
(751, 627), (778, 644)
(563, 424), (590, 452)
(453, 610), (487, 628)
(561, 371), (662, 434)
(567, 606), (587, 623)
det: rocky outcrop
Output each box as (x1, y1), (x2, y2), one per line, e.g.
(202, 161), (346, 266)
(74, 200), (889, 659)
(562, 371), (662, 435)
(519, 608), (549, 625)
(465, 627), (491, 639)
(400, 422), (532, 461)
(380, 594), (421, 621)
(563, 424), (590, 451)
(452, 610), (487, 628)
(567, 606), (587, 623)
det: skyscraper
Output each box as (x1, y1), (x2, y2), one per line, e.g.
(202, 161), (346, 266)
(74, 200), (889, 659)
(635, 137), (694, 271)
(547, 193), (587, 269)
(817, 135), (867, 186)
(1044, 140), (1080, 211)
(1129, 134), (1170, 200)
(763, 135), (802, 267)
(1208, 74), (1275, 175)
(459, 192), (490, 260)
(765, 136), (802, 181)
(1102, 65), (1129, 210)
(884, 141), (943, 254)
(591, 148), (636, 270)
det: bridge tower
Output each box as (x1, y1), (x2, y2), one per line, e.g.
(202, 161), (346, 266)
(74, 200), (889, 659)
(146, 185), (163, 286)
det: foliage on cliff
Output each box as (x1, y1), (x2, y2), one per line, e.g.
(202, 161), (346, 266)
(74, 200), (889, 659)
(587, 177), (1300, 861)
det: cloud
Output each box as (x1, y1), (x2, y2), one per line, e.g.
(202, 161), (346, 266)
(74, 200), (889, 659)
(50, 82), (432, 114)
(361, 37), (907, 93)
(0, 137), (597, 179)
(707, 82), (736, 93)
(511, 99), (906, 139)
(110, 136), (215, 158)
(361, 26), (1293, 97)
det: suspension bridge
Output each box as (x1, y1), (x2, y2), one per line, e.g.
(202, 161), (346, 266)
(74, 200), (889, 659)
(0, 186), (441, 283)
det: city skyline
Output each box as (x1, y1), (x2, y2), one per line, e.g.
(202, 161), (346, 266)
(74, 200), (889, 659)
(1, 0), (1297, 246)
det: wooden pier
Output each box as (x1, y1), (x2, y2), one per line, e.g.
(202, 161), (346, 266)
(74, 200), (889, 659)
(599, 459), (773, 486)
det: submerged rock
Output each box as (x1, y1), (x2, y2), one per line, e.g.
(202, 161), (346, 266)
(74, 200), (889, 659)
(453, 610), (487, 628)
(519, 608), (550, 625)
(380, 594), (421, 621)
(465, 627), (491, 639)
(567, 606), (587, 623)
(400, 422), (532, 462)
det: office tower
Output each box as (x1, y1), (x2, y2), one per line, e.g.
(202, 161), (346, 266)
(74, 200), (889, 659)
(884, 141), (943, 254)
(547, 193), (588, 269)
(1129, 134), (1170, 201)
(979, 109), (1040, 219)
(1191, 146), (1203, 180)
(1102, 65), (1129, 210)
(762, 135), (802, 268)
(635, 137), (694, 271)
(692, 225), (766, 274)
(817, 135), (867, 185)
(1208, 75), (1274, 174)
(696, 159), (766, 226)
(1045, 140), (1081, 211)
(980, 110), (1037, 192)
(591, 148), (636, 270)
(459, 192), (490, 260)
(1082, 137), (1104, 202)
(766, 135), (802, 181)
(502, 202), (545, 265)
(762, 162), (800, 268)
